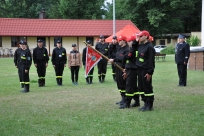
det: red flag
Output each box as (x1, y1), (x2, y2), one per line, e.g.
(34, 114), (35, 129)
(85, 46), (102, 77)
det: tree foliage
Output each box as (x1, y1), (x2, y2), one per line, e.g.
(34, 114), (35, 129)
(0, 0), (201, 36)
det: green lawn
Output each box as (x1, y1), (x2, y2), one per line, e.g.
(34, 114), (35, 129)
(0, 55), (204, 136)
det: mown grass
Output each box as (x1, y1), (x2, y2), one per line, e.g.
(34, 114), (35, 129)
(0, 55), (204, 136)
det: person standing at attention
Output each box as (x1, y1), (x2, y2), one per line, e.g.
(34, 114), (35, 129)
(175, 34), (190, 87)
(68, 44), (82, 85)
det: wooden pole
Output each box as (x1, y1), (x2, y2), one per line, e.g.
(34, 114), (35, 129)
(83, 41), (124, 71)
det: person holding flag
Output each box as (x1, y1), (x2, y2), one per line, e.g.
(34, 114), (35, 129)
(109, 35), (129, 109)
(82, 40), (101, 84)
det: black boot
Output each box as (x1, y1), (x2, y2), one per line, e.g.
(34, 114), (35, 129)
(139, 101), (148, 111)
(42, 78), (45, 87)
(141, 101), (153, 112)
(38, 79), (42, 87)
(56, 78), (60, 86)
(21, 84), (29, 93)
(98, 75), (102, 83)
(119, 97), (131, 109)
(113, 75), (116, 82)
(86, 77), (90, 84)
(21, 83), (25, 88)
(59, 78), (63, 86)
(115, 94), (123, 105)
(131, 95), (140, 107)
(89, 76), (93, 84)
(101, 75), (105, 83)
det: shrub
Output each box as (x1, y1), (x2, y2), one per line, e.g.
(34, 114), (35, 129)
(186, 35), (201, 46)
(160, 45), (175, 54)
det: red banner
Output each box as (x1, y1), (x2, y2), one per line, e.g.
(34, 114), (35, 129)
(85, 46), (102, 77)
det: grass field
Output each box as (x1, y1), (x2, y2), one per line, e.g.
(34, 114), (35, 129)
(0, 55), (204, 136)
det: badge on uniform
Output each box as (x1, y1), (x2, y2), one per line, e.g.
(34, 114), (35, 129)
(44, 54), (46, 56)
(27, 57), (31, 60)
(62, 53), (65, 55)
(59, 55), (62, 57)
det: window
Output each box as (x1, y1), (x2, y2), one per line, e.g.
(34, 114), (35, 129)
(11, 37), (26, 47)
(54, 37), (62, 47)
(159, 40), (165, 45)
(167, 38), (171, 44)
(37, 37), (46, 47)
(0, 37), (2, 47)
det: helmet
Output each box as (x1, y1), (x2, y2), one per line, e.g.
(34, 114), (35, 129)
(72, 44), (76, 47)
(87, 40), (92, 44)
(127, 35), (136, 42)
(138, 30), (150, 37)
(99, 35), (104, 39)
(118, 35), (127, 42)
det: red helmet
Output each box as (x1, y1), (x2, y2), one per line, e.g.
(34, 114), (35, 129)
(127, 35), (136, 42)
(118, 35), (127, 42)
(138, 30), (150, 37)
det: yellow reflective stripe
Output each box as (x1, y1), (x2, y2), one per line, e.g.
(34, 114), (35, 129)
(24, 82), (30, 84)
(98, 74), (101, 76)
(126, 60), (129, 63)
(102, 73), (106, 75)
(118, 90), (121, 92)
(139, 58), (144, 62)
(21, 56), (26, 59)
(126, 93), (134, 96)
(20, 82), (24, 84)
(105, 49), (108, 51)
(139, 92), (144, 94)
(121, 90), (126, 93)
(62, 53), (65, 55)
(144, 93), (154, 96)
(43, 54), (46, 56)
(56, 76), (62, 78)
(134, 92), (140, 95)
(39, 77), (45, 79)
(135, 51), (138, 57)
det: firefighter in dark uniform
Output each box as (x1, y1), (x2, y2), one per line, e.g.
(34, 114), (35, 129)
(108, 36), (120, 82)
(125, 35), (140, 108)
(19, 41), (32, 93)
(82, 40), (94, 84)
(175, 34), (190, 86)
(109, 35), (129, 109)
(14, 42), (23, 88)
(33, 39), (49, 87)
(136, 30), (155, 111)
(51, 40), (67, 86)
(95, 35), (109, 83)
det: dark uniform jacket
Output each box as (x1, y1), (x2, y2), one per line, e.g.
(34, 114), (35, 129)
(136, 42), (155, 75)
(113, 44), (129, 68)
(14, 47), (22, 66)
(108, 43), (120, 59)
(175, 42), (190, 64)
(51, 47), (67, 65)
(33, 47), (49, 64)
(124, 47), (137, 69)
(95, 42), (109, 56)
(19, 49), (32, 70)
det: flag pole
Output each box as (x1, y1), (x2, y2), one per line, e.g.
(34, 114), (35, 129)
(83, 41), (124, 71)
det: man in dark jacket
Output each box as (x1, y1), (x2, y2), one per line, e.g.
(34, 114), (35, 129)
(95, 35), (109, 83)
(33, 39), (49, 87)
(108, 36), (120, 82)
(136, 30), (155, 112)
(82, 40), (94, 84)
(14, 42), (23, 88)
(51, 40), (67, 86)
(175, 34), (190, 87)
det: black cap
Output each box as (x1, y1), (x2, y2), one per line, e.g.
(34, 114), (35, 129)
(19, 40), (27, 45)
(57, 40), (61, 43)
(72, 44), (76, 47)
(37, 39), (43, 42)
(87, 40), (92, 44)
(99, 35), (104, 39)
(112, 36), (117, 39)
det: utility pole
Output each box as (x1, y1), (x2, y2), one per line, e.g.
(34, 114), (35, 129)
(113, 0), (116, 36)
(202, 0), (204, 46)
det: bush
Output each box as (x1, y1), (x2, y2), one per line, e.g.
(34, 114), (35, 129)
(186, 35), (201, 46)
(160, 45), (175, 54)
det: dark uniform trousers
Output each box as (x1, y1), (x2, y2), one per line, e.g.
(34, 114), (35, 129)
(55, 62), (65, 85)
(177, 64), (187, 86)
(19, 63), (30, 91)
(97, 58), (108, 82)
(18, 63), (24, 87)
(71, 66), (80, 83)
(115, 67), (126, 99)
(137, 67), (154, 104)
(111, 64), (116, 80)
(37, 61), (47, 86)
(125, 68), (139, 105)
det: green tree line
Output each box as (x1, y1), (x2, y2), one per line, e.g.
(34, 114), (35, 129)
(0, 0), (201, 36)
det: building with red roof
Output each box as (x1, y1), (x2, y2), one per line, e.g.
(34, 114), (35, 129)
(0, 18), (137, 55)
